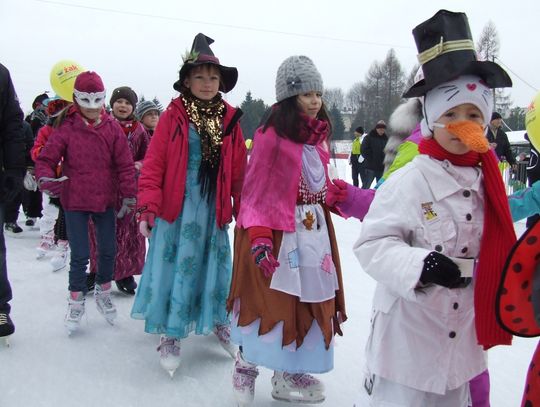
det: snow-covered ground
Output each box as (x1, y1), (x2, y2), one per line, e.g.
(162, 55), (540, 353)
(1, 159), (535, 407)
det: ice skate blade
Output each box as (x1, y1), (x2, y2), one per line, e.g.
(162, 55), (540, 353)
(271, 391), (325, 404)
(2, 336), (11, 347)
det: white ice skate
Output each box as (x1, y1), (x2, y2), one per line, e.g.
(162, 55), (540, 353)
(50, 240), (69, 271)
(214, 323), (237, 358)
(233, 351), (259, 406)
(157, 336), (181, 378)
(94, 283), (117, 325)
(36, 233), (55, 259)
(271, 371), (325, 404)
(64, 292), (85, 335)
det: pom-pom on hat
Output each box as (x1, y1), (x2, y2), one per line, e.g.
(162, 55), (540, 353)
(403, 9), (512, 98)
(110, 86), (138, 108)
(275, 55), (323, 103)
(174, 33), (238, 94)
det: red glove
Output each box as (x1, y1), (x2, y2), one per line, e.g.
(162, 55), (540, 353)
(250, 237), (280, 278)
(325, 178), (348, 207)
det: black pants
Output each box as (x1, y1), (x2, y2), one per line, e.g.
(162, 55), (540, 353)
(0, 204), (12, 313)
(351, 157), (365, 188)
(22, 189), (42, 218)
(4, 191), (22, 224)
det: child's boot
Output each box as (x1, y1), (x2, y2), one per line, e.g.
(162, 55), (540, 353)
(94, 282), (116, 325)
(64, 291), (85, 335)
(271, 371), (325, 404)
(233, 351), (259, 405)
(157, 336), (181, 378)
(50, 239), (69, 271)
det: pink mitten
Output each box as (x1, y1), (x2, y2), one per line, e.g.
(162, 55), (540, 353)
(325, 178), (348, 207)
(250, 237), (280, 278)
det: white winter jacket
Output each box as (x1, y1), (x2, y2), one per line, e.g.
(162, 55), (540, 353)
(354, 155), (487, 395)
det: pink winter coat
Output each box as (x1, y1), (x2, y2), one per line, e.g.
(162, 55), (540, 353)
(137, 97), (246, 227)
(35, 106), (137, 212)
(237, 126), (331, 232)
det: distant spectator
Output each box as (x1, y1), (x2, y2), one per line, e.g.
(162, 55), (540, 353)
(361, 120), (388, 188)
(349, 126), (366, 187)
(487, 112), (516, 165)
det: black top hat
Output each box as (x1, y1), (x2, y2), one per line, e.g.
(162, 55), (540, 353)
(173, 33), (238, 94)
(403, 10), (512, 98)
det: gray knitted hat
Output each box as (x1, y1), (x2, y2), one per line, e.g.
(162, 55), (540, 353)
(275, 55), (323, 102)
(135, 100), (160, 120)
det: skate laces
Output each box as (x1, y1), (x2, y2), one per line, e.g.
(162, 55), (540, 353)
(0, 313), (8, 325)
(95, 286), (114, 311)
(157, 337), (180, 357)
(283, 372), (320, 388)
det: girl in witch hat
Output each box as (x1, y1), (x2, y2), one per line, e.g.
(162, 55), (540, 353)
(131, 33), (247, 377)
(354, 9), (515, 407)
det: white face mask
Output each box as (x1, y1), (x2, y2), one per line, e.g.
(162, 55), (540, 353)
(73, 90), (106, 109)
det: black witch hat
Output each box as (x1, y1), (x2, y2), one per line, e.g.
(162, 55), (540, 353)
(173, 33), (238, 93)
(403, 10), (512, 98)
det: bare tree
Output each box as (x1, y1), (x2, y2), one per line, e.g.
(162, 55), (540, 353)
(476, 21), (500, 62)
(346, 82), (363, 112)
(323, 88), (344, 111)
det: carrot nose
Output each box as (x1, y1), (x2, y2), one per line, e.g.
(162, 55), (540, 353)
(446, 121), (489, 153)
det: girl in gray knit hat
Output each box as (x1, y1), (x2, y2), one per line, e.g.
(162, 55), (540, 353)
(227, 55), (348, 405)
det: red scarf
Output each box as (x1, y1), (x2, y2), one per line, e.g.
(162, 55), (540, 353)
(419, 137), (515, 349)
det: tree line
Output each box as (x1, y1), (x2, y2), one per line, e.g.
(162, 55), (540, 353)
(238, 21), (527, 141)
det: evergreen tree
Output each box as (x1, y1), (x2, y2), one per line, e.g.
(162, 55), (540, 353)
(329, 104), (345, 140)
(505, 106), (527, 131)
(239, 91), (268, 140)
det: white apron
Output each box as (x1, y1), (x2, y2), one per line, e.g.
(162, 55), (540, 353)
(270, 203), (339, 302)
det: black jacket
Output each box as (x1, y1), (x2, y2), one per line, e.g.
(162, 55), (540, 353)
(0, 63), (25, 203)
(486, 127), (515, 165)
(361, 129), (388, 172)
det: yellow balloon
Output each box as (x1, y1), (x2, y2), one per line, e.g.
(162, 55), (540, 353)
(526, 91), (540, 152)
(49, 60), (84, 102)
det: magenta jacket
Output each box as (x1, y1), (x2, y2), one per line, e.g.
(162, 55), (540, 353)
(237, 126), (332, 232)
(137, 97), (246, 227)
(35, 106), (137, 212)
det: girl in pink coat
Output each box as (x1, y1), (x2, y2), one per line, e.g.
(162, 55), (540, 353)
(35, 71), (137, 335)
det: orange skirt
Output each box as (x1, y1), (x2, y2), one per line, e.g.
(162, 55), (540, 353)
(226, 208), (346, 349)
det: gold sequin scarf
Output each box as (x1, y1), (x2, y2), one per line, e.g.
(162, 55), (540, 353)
(181, 92), (226, 198)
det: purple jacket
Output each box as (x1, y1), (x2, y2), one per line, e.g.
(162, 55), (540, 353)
(35, 107), (137, 212)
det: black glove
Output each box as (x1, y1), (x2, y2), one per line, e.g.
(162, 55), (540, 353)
(420, 251), (462, 288)
(1, 170), (24, 203)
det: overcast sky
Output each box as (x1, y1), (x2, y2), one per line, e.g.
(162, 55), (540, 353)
(1, 0), (538, 116)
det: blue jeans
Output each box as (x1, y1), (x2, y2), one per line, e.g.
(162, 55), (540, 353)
(362, 169), (384, 189)
(0, 204), (12, 313)
(64, 208), (116, 293)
